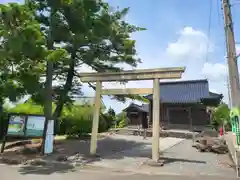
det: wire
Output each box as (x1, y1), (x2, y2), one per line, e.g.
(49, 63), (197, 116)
(217, 0), (228, 56)
(232, 3), (240, 6)
(231, 1), (240, 50)
(216, 0), (222, 28)
(232, 0), (240, 6)
(205, 0), (213, 63)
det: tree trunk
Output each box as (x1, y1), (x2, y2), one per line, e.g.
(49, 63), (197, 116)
(0, 99), (4, 139)
(41, 9), (54, 154)
(41, 60), (53, 155)
(53, 53), (76, 135)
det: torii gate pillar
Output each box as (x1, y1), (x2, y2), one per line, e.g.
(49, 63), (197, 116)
(152, 78), (160, 161)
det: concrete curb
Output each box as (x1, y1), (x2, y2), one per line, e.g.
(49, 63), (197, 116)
(136, 138), (185, 169)
(224, 133), (239, 178)
(161, 138), (185, 152)
(71, 165), (237, 178)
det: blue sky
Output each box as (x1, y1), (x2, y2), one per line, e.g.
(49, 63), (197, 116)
(3, 0), (240, 112)
(100, 0), (240, 112)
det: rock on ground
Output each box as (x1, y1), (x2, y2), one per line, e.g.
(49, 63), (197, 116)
(192, 136), (228, 154)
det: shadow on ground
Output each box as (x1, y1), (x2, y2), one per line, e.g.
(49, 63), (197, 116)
(14, 136), (207, 175)
(159, 157), (205, 165)
(18, 163), (76, 175)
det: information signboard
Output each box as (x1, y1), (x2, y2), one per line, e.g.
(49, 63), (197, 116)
(7, 115), (26, 136)
(1, 113), (53, 154)
(25, 116), (45, 136)
(6, 114), (45, 137)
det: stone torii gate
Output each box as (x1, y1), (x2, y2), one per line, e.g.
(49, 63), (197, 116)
(79, 67), (185, 162)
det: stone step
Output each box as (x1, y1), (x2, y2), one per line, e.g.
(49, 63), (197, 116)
(115, 128), (197, 139)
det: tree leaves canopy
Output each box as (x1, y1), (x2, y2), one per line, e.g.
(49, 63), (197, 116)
(1, 0), (147, 121)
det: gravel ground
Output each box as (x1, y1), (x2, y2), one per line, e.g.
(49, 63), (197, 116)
(139, 139), (236, 177)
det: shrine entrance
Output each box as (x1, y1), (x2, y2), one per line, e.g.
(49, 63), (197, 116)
(79, 67), (185, 162)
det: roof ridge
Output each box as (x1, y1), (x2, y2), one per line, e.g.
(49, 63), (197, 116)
(159, 79), (208, 85)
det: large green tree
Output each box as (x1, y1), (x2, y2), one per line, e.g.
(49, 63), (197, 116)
(1, 1), (146, 135)
(0, 2), (68, 147)
(0, 3), (45, 107)
(27, 0), (146, 132)
(0, 2), (68, 102)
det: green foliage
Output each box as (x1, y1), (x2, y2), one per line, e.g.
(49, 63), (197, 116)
(101, 107), (116, 129)
(6, 101), (116, 137)
(59, 105), (93, 136)
(59, 106), (116, 136)
(27, 0), (146, 120)
(9, 101), (44, 114)
(211, 103), (230, 130)
(116, 111), (128, 128)
(0, 3), (46, 102)
(1, 1), (146, 135)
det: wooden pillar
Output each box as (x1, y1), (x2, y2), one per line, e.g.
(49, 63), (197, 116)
(188, 107), (192, 130)
(152, 78), (160, 162)
(149, 100), (152, 126)
(90, 81), (102, 155)
(167, 106), (170, 127)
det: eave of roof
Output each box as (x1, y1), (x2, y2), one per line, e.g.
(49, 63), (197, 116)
(124, 103), (148, 113)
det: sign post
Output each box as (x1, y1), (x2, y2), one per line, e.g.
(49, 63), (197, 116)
(44, 120), (54, 154)
(0, 113), (53, 154)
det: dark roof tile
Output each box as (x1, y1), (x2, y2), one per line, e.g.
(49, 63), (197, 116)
(125, 79), (222, 112)
(124, 103), (149, 112)
(146, 79), (211, 103)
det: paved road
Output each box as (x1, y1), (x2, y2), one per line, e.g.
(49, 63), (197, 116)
(0, 164), (238, 180)
(138, 139), (236, 177)
(86, 136), (236, 177)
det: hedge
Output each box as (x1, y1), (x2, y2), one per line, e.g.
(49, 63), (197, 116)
(0, 101), (115, 138)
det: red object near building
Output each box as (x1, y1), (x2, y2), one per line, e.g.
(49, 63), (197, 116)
(219, 127), (223, 136)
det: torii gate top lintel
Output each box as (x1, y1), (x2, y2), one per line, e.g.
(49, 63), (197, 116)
(79, 67), (185, 82)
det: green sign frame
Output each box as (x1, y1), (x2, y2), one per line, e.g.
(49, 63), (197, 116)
(1, 113), (46, 153)
(230, 108), (240, 146)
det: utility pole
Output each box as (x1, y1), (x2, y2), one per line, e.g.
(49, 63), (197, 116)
(222, 0), (240, 108)
(222, 1), (240, 177)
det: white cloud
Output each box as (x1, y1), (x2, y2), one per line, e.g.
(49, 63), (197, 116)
(165, 27), (230, 104)
(237, 45), (240, 56)
(166, 27), (214, 63)
(162, 27), (217, 82)
(201, 62), (227, 80)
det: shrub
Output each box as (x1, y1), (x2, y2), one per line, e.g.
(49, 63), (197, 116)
(61, 116), (92, 136)
(60, 105), (93, 136)
(116, 111), (128, 128)
(9, 101), (44, 114)
(101, 108), (116, 129)
(8, 101), (114, 137)
(60, 106), (113, 136)
(211, 103), (230, 130)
